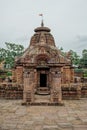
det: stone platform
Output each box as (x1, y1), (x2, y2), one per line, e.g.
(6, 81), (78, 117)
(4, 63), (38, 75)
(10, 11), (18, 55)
(22, 94), (64, 106)
(0, 99), (87, 130)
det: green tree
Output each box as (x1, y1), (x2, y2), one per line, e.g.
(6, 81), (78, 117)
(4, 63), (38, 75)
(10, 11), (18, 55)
(68, 50), (80, 66)
(59, 47), (80, 66)
(79, 49), (87, 68)
(0, 42), (24, 68)
(0, 48), (7, 62)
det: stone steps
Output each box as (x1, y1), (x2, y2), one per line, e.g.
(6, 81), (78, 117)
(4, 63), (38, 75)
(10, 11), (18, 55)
(36, 87), (50, 95)
(35, 94), (50, 103)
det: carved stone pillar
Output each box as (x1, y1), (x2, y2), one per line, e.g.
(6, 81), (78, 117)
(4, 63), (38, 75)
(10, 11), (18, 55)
(50, 71), (62, 103)
(23, 70), (35, 103)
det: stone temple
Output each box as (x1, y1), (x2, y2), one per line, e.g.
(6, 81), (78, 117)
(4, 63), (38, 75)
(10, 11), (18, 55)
(13, 21), (75, 105)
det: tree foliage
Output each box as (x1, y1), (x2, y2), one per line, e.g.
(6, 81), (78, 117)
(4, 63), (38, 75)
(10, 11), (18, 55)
(59, 47), (80, 66)
(59, 47), (87, 69)
(0, 42), (24, 68)
(79, 49), (87, 68)
(69, 50), (80, 66)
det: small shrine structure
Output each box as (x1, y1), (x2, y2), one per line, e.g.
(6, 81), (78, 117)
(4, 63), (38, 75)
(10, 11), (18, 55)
(13, 21), (74, 104)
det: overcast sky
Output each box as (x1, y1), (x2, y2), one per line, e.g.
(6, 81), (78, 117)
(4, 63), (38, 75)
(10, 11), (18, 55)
(0, 0), (87, 55)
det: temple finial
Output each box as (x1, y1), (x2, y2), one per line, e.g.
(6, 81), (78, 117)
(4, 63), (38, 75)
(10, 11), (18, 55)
(41, 19), (44, 27)
(39, 14), (44, 27)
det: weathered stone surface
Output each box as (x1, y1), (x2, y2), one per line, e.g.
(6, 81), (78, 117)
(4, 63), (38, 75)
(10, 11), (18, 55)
(43, 125), (58, 130)
(0, 99), (87, 130)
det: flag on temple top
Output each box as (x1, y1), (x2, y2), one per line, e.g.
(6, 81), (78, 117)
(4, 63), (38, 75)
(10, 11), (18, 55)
(39, 14), (43, 16)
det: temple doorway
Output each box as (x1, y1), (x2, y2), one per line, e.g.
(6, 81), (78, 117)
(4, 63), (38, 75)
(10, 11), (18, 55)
(40, 74), (47, 87)
(36, 68), (50, 95)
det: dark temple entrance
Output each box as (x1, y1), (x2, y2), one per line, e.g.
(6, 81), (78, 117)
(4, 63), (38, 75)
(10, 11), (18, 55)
(40, 74), (47, 87)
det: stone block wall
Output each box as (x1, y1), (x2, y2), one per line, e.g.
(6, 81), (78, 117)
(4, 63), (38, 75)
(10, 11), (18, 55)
(62, 66), (74, 84)
(62, 83), (81, 99)
(12, 67), (23, 84)
(0, 83), (87, 101)
(81, 83), (87, 98)
(0, 84), (23, 99)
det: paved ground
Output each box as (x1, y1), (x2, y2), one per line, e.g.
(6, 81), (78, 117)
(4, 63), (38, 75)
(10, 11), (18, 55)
(0, 99), (87, 130)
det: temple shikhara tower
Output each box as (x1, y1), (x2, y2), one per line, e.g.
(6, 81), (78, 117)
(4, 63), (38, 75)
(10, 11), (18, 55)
(13, 21), (74, 105)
